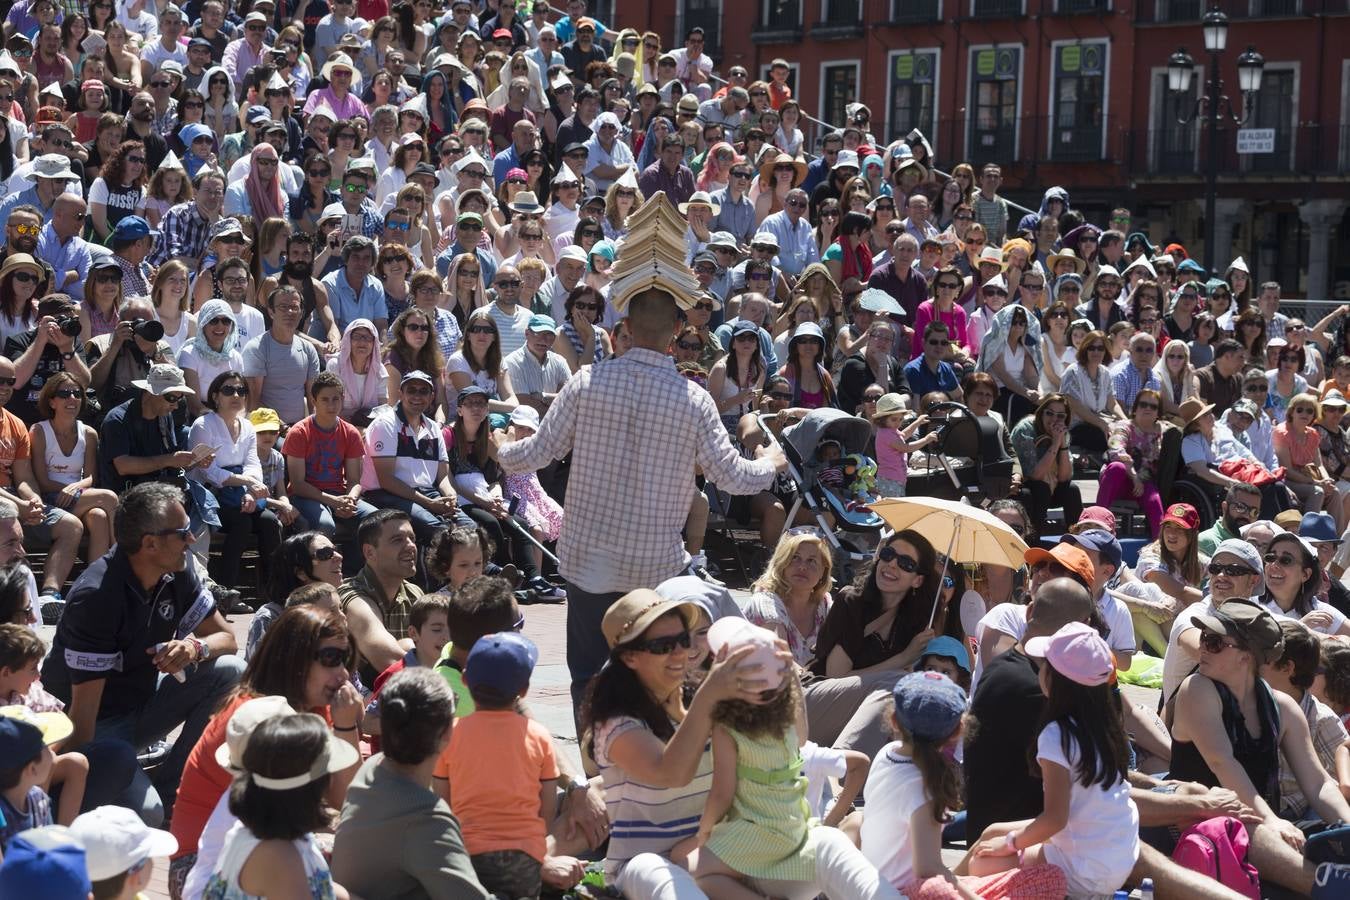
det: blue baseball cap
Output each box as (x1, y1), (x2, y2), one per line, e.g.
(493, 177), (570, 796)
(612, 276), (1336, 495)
(465, 631), (538, 698)
(0, 715), (45, 763)
(920, 635), (970, 673)
(526, 314), (557, 333)
(0, 826), (91, 899)
(246, 105), (271, 125)
(1177, 258), (1205, 274)
(110, 215), (156, 242)
(731, 320), (759, 337)
(892, 671), (966, 742)
(1061, 528), (1121, 571)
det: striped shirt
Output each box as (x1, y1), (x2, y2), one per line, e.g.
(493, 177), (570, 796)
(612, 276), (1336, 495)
(594, 715), (712, 878)
(497, 347), (776, 592)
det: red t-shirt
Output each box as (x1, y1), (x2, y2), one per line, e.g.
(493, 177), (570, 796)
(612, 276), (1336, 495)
(0, 408), (32, 490)
(282, 415), (365, 493)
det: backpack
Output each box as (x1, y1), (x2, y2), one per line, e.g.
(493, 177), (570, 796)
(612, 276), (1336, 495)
(1171, 816), (1261, 899)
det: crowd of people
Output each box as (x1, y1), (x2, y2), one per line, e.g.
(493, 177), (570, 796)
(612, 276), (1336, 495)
(1, 0), (1350, 898)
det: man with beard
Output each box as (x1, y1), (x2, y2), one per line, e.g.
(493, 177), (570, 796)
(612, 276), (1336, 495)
(5, 294), (92, 426)
(149, 170), (225, 269)
(85, 297), (174, 413)
(337, 508), (422, 685)
(41, 481), (243, 826)
(1197, 482), (1261, 557)
(260, 231), (339, 352)
(123, 91), (170, 173)
(0, 205), (54, 289)
(1074, 263), (1126, 330)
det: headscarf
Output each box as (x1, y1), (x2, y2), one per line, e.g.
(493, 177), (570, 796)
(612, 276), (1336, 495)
(485, 51), (547, 113)
(244, 143), (285, 222)
(695, 141), (739, 192)
(194, 65), (238, 135)
(1038, 185), (1070, 216)
(191, 299), (240, 366)
(796, 262), (841, 315)
(976, 302), (1043, 375)
(327, 318), (385, 413)
(588, 239), (615, 272)
(635, 116), (673, 171)
(610, 28), (646, 88)
(177, 122), (217, 178)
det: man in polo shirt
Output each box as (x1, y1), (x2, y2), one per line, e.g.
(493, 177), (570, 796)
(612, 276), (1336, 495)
(362, 371), (466, 542)
(637, 135), (695, 208)
(903, 322), (963, 402)
(338, 508), (421, 684)
(504, 315), (571, 417)
(98, 364), (206, 494)
(321, 236), (388, 338)
(538, 246), (587, 321)
(42, 481), (244, 825)
(491, 118), (539, 184)
(710, 162), (756, 247)
(867, 233), (927, 321)
(1197, 482), (1262, 557)
(1195, 338), (1246, 417)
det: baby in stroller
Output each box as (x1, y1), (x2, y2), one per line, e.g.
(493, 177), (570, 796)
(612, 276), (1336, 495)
(815, 440), (878, 511)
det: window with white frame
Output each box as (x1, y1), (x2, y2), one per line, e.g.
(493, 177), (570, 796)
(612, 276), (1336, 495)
(821, 63), (859, 129)
(1050, 40), (1107, 161)
(887, 49), (939, 144)
(968, 46), (1021, 164)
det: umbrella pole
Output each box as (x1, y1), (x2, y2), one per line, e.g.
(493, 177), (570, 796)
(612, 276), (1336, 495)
(929, 520), (959, 629)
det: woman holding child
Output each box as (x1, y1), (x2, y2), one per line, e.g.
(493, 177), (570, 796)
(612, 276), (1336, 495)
(169, 605), (363, 899)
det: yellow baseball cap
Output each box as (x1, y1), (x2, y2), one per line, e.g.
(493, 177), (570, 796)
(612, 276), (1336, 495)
(248, 408), (282, 433)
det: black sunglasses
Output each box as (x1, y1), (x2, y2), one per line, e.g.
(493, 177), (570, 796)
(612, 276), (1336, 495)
(628, 630), (691, 655)
(877, 545), (918, 572)
(313, 645), (351, 668)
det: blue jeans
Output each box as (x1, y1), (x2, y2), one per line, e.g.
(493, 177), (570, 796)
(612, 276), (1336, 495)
(93, 653), (246, 826)
(363, 488), (473, 540)
(291, 497), (379, 536)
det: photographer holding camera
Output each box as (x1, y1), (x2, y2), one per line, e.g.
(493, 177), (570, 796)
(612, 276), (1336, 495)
(4, 295), (93, 427)
(85, 297), (173, 416)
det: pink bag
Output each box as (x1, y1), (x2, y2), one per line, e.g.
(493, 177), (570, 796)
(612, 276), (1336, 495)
(1171, 816), (1260, 899)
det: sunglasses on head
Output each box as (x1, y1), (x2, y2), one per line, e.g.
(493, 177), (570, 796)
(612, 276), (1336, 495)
(877, 545), (918, 572)
(628, 630), (691, 655)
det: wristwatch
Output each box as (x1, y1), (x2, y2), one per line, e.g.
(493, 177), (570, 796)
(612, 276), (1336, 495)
(188, 636), (210, 662)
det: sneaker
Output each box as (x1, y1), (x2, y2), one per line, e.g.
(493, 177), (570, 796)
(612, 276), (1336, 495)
(526, 576), (566, 603)
(690, 552), (724, 586)
(1314, 862), (1350, 898)
(209, 584), (251, 615)
(137, 739), (173, 767)
(38, 590), (63, 626)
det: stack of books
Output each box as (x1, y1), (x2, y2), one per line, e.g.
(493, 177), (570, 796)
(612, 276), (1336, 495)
(608, 191), (700, 313)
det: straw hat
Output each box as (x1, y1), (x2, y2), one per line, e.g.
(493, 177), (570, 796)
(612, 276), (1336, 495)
(757, 151), (806, 187)
(1174, 397), (1215, 429)
(1046, 248), (1087, 276)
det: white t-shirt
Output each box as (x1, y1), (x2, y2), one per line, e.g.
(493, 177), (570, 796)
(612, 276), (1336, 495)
(1261, 596), (1348, 636)
(1035, 722), (1139, 897)
(969, 601), (1026, 696)
(175, 344), (245, 400)
(360, 405), (446, 492)
(859, 742), (931, 890)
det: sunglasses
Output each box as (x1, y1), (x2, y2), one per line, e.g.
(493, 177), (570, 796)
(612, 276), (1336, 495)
(404, 322), (431, 333)
(153, 525), (193, 540)
(629, 630), (692, 655)
(52, 388), (81, 399)
(675, 340), (702, 351)
(467, 324), (495, 335)
(877, 545), (918, 572)
(935, 282), (960, 291)
(1264, 551), (1300, 568)
(1134, 401), (1159, 411)
(313, 645), (351, 668)
(10, 271), (37, 285)
(1207, 562), (1255, 578)
(217, 385), (249, 397)
(1199, 631), (1243, 655)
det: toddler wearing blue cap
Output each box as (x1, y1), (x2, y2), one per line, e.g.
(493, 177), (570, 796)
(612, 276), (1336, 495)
(436, 631), (559, 900)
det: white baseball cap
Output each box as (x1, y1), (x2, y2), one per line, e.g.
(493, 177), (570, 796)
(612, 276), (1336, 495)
(69, 806), (178, 881)
(706, 618), (788, 691)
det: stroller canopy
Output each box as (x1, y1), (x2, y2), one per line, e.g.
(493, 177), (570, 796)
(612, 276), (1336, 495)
(782, 408), (874, 465)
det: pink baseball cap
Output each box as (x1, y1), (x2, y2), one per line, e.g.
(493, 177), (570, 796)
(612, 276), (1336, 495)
(706, 618), (788, 691)
(1024, 621), (1115, 687)
(1078, 506), (1117, 534)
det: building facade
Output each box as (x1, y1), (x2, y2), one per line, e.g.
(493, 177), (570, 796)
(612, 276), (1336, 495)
(615, 0), (1350, 298)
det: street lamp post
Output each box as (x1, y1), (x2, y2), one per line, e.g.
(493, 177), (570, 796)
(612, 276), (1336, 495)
(1167, 8), (1265, 276)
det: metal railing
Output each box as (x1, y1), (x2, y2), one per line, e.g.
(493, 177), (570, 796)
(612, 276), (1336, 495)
(1126, 124), (1350, 176)
(1134, 0), (1340, 21)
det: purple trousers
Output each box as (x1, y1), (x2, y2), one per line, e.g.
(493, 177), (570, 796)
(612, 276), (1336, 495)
(1096, 461), (1163, 537)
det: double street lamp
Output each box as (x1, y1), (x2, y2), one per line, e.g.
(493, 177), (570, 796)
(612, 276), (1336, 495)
(1166, 8), (1265, 276)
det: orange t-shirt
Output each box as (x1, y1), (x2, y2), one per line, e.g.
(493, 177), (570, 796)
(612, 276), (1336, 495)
(436, 709), (558, 861)
(0, 408), (32, 489)
(768, 81), (792, 111)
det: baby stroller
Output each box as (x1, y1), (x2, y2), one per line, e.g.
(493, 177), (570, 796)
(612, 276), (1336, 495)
(760, 407), (887, 580)
(903, 400), (997, 504)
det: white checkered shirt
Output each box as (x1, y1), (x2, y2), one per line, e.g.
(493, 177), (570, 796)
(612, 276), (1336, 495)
(497, 347), (777, 593)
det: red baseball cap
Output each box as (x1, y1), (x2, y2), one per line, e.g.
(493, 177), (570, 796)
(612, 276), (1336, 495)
(1161, 502), (1199, 531)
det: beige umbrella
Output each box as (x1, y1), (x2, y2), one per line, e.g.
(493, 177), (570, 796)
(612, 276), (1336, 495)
(870, 497), (1030, 627)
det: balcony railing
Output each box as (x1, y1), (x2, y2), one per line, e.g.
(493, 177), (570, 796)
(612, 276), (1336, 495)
(1126, 123), (1350, 175)
(972, 0), (1023, 17)
(1056, 0), (1110, 11)
(1136, 0), (1337, 20)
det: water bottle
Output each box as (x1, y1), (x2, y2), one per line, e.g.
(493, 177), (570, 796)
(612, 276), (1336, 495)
(1140, 877), (1155, 900)
(1112, 892), (1128, 900)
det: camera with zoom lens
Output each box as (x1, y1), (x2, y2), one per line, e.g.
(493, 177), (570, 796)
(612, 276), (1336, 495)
(54, 315), (81, 337)
(131, 318), (165, 342)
